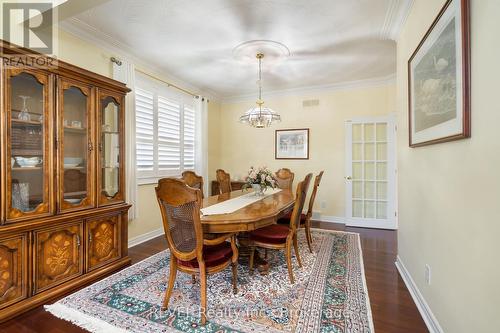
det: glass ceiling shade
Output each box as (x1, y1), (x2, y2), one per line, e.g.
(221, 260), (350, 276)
(239, 106), (281, 128)
(239, 52), (282, 128)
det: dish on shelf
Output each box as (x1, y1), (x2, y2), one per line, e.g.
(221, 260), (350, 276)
(64, 157), (83, 167)
(64, 164), (81, 168)
(65, 198), (82, 204)
(15, 156), (42, 167)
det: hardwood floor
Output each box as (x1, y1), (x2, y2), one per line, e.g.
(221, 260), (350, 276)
(0, 222), (428, 333)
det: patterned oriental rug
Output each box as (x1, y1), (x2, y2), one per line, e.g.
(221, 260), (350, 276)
(45, 230), (374, 333)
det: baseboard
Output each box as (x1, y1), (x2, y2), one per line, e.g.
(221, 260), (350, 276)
(395, 256), (443, 333)
(312, 213), (346, 224)
(128, 228), (164, 248)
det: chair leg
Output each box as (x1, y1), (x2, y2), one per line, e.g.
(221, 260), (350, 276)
(285, 241), (295, 284)
(199, 262), (208, 325)
(192, 275), (196, 283)
(264, 248), (268, 259)
(293, 234), (302, 268)
(305, 227), (313, 253)
(231, 262), (238, 294)
(249, 246), (255, 275)
(163, 256), (177, 310)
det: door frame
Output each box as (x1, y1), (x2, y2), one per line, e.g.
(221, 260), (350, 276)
(345, 114), (398, 230)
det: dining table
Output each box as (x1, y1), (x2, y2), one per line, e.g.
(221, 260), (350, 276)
(201, 188), (295, 274)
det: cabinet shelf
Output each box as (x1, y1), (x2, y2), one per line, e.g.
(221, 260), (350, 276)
(12, 167), (42, 171)
(11, 119), (43, 126)
(64, 126), (86, 134)
(12, 149), (43, 156)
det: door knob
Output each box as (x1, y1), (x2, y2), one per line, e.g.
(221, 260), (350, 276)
(346, 176), (352, 180)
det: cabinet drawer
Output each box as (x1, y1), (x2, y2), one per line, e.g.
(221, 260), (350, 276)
(0, 234), (28, 310)
(34, 222), (84, 293)
(86, 214), (121, 271)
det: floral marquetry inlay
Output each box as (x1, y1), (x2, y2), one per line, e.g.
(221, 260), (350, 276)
(94, 223), (114, 258)
(0, 236), (26, 309)
(89, 216), (120, 269)
(36, 224), (82, 292)
(0, 247), (14, 298)
(43, 233), (74, 276)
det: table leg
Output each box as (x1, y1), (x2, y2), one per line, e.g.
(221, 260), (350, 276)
(237, 233), (270, 275)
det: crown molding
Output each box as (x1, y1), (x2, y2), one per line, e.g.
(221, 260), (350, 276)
(59, 17), (220, 101)
(221, 74), (396, 104)
(380, 0), (415, 41)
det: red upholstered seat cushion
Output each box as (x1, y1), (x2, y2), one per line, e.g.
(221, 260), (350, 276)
(277, 212), (306, 225)
(249, 224), (291, 244)
(177, 242), (233, 268)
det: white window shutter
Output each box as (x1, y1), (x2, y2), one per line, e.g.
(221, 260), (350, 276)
(135, 88), (154, 174)
(183, 104), (196, 171)
(158, 96), (181, 174)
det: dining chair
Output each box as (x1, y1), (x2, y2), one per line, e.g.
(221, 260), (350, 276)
(275, 168), (295, 189)
(248, 173), (312, 284)
(278, 171), (324, 253)
(155, 178), (238, 325)
(216, 169), (232, 194)
(181, 170), (204, 198)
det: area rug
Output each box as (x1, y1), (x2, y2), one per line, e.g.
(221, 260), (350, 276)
(45, 230), (373, 333)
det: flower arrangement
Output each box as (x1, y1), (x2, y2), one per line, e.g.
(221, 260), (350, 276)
(242, 166), (277, 196)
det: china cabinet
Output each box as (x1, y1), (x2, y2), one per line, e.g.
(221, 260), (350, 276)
(0, 41), (131, 322)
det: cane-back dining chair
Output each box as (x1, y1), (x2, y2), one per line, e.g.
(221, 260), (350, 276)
(155, 178), (238, 325)
(248, 173), (312, 284)
(275, 168), (295, 189)
(278, 171), (324, 253)
(216, 169), (232, 194)
(181, 171), (204, 198)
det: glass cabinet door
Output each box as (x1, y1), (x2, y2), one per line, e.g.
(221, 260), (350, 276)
(58, 79), (95, 212)
(5, 69), (53, 221)
(98, 91), (124, 206)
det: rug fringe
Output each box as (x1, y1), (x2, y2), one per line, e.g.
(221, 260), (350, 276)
(45, 303), (128, 333)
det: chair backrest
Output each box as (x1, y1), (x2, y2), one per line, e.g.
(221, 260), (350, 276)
(275, 168), (294, 189)
(182, 171), (204, 198)
(289, 173), (313, 232)
(306, 171), (324, 220)
(216, 169), (232, 194)
(155, 178), (203, 261)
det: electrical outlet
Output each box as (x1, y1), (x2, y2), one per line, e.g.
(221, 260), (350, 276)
(320, 201), (327, 209)
(425, 264), (431, 285)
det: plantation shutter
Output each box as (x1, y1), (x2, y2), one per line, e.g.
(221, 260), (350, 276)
(158, 96), (181, 174)
(183, 104), (196, 170)
(135, 88), (154, 175)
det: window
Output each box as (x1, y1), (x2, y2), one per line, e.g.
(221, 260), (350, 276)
(135, 78), (196, 184)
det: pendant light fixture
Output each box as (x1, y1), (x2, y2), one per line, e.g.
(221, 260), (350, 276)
(239, 53), (281, 128)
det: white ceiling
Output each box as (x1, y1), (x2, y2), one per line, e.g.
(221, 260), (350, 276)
(62, 0), (412, 100)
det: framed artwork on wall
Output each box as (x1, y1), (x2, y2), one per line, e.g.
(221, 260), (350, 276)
(275, 128), (309, 160)
(408, 0), (470, 147)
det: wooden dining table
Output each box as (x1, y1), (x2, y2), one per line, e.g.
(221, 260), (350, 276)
(201, 188), (295, 274)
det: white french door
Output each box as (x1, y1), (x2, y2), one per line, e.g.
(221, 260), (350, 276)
(345, 115), (397, 229)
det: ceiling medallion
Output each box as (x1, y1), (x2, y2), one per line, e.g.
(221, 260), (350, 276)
(235, 40), (288, 128)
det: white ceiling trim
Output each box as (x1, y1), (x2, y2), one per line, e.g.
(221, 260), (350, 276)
(221, 74), (396, 105)
(380, 0), (415, 41)
(59, 17), (220, 101)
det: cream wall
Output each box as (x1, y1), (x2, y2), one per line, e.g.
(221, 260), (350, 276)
(396, 0), (500, 332)
(217, 84), (396, 217)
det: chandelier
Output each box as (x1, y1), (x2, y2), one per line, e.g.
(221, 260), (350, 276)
(239, 53), (281, 128)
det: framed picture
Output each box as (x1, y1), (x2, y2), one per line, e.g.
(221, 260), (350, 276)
(275, 128), (309, 160)
(408, 0), (470, 147)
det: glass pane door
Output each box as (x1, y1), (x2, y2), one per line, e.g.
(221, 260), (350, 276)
(98, 93), (124, 205)
(346, 118), (396, 229)
(59, 80), (94, 212)
(6, 70), (53, 220)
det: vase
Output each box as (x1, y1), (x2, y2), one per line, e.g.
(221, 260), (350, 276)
(251, 184), (265, 196)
